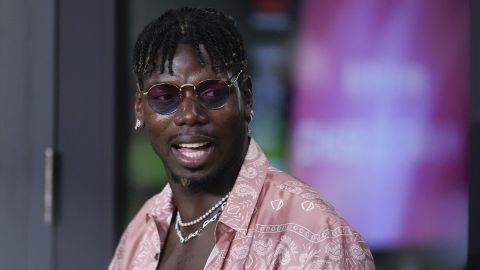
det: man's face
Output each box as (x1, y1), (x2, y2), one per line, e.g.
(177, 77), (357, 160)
(135, 44), (252, 189)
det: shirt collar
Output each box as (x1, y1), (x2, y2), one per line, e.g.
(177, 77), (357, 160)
(218, 139), (269, 235)
(146, 185), (174, 222)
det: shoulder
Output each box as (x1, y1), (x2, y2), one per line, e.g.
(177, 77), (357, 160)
(260, 166), (338, 217)
(249, 168), (375, 268)
(255, 166), (353, 231)
(109, 186), (172, 270)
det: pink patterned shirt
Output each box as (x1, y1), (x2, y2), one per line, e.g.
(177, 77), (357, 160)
(110, 140), (375, 269)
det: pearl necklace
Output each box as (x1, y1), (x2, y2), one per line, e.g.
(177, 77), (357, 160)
(177, 194), (229, 227)
(175, 194), (229, 244)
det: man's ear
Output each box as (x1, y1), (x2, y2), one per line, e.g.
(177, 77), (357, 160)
(241, 76), (253, 121)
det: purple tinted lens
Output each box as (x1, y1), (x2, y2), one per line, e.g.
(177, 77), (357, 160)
(147, 84), (181, 114)
(197, 80), (230, 109)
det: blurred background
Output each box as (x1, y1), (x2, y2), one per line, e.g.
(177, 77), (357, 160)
(1, 0), (478, 269)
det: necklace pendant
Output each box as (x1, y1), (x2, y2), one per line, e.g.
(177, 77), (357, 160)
(175, 209), (222, 244)
(174, 193), (229, 244)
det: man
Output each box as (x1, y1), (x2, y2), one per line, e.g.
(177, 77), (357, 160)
(110, 7), (375, 270)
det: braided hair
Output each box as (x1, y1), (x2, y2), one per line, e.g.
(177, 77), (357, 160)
(133, 7), (247, 88)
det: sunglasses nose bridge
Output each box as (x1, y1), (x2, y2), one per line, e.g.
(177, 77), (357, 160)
(176, 83), (204, 112)
(178, 83), (197, 100)
(174, 84), (208, 126)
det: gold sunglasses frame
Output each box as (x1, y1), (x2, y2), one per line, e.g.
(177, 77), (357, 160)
(139, 70), (243, 115)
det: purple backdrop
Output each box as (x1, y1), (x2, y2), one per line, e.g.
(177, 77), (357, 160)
(290, 0), (469, 252)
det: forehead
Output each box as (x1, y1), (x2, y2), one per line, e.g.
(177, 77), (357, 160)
(170, 44), (210, 70)
(144, 43), (227, 86)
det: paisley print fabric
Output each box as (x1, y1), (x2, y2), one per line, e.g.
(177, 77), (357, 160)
(109, 140), (375, 269)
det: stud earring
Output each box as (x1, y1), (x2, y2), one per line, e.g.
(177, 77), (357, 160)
(247, 110), (254, 135)
(134, 119), (143, 131)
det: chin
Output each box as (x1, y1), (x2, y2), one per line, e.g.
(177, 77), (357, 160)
(170, 166), (225, 190)
(171, 173), (214, 190)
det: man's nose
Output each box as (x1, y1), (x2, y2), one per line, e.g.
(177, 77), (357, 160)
(173, 89), (208, 126)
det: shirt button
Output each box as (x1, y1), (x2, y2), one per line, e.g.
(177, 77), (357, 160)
(154, 253), (160, 260)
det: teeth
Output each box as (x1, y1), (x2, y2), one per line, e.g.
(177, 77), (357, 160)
(182, 150), (206, 158)
(178, 142), (209, 148)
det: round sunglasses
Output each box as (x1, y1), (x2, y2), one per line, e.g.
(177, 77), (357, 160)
(141, 70), (243, 115)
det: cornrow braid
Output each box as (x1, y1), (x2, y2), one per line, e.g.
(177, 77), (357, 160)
(133, 7), (247, 89)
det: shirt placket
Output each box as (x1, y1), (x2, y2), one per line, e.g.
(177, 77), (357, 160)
(204, 222), (237, 270)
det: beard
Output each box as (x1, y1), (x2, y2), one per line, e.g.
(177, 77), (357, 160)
(170, 155), (243, 195)
(170, 165), (224, 192)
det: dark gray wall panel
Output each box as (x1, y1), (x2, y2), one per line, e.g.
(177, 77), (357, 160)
(55, 0), (116, 269)
(0, 0), (55, 269)
(0, 2), (30, 268)
(1, 0), (117, 269)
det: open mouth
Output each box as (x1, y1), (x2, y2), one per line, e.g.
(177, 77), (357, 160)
(172, 141), (214, 167)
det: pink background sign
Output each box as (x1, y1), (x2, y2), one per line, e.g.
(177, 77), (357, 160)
(290, 0), (468, 252)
